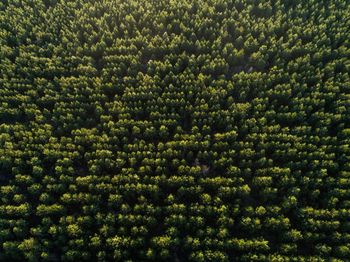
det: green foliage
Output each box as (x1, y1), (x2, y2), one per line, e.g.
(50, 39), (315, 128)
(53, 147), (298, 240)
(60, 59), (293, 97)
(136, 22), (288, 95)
(0, 0), (350, 261)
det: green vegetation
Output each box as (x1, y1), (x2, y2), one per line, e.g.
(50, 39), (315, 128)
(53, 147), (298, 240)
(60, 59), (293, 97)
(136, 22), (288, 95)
(1, 0), (350, 261)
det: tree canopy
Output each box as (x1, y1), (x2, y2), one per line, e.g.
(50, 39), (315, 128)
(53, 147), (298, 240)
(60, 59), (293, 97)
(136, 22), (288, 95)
(1, 0), (350, 261)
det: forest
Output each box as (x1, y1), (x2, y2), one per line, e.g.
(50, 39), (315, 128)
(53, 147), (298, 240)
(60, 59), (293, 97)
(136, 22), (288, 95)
(1, 0), (350, 261)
